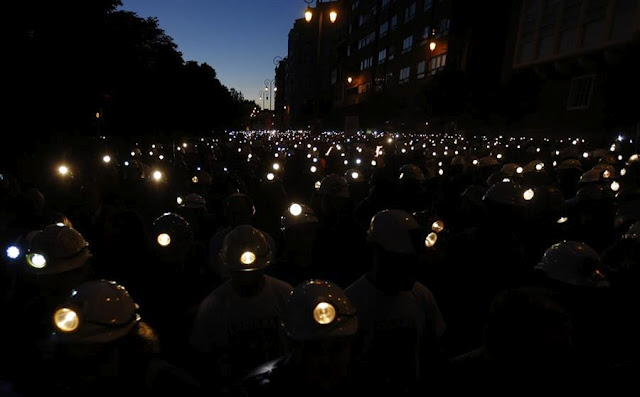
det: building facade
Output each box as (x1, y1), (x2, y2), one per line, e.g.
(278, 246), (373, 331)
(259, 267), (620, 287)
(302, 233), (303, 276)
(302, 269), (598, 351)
(502, 0), (640, 139)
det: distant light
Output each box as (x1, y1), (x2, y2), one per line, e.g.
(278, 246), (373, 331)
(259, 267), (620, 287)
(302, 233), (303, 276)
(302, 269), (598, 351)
(425, 232), (438, 248)
(183, 143), (188, 148)
(555, 150), (560, 155)
(267, 172), (275, 181)
(553, 161), (557, 167)
(432, 220), (444, 233)
(310, 166), (317, 173)
(472, 159), (478, 165)
(602, 170), (611, 179)
(149, 151), (153, 156)
(356, 158), (362, 164)
(6, 246), (20, 259)
(610, 181), (620, 192)
(583, 152), (589, 158)
(620, 168), (626, 176)
(273, 163), (280, 170)
(152, 170), (162, 181)
(329, 10), (338, 23)
(496, 153), (502, 159)
(177, 197), (183, 205)
(523, 188), (535, 201)
(438, 169), (444, 176)
(131, 151), (135, 156)
(315, 181), (321, 189)
(401, 148), (406, 153)
(289, 203), (303, 216)
(516, 167), (523, 174)
(502, 178), (511, 182)
(387, 138), (393, 143)
(58, 165), (69, 175)
(344, 160), (348, 165)
(618, 155), (623, 161)
(371, 160), (377, 166)
(536, 148), (540, 152)
(124, 161), (129, 166)
(432, 152), (437, 157)
(618, 135), (624, 142)
(535, 163), (544, 171)
(102, 155), (111, 163)
(192, 176), (199, 184)
(351, 171), (359, 179)
(557, 216), (568, 224)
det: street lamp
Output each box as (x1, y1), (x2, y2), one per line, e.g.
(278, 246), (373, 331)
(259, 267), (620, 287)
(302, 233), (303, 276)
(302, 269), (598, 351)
(265, 79), (274, 111)
(347, 76), (353, 84)
(429, 28), (437, 51)
(303, 0), (338, 134)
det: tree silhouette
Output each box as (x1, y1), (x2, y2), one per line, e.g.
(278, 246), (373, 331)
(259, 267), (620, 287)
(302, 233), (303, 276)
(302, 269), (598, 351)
(7, 0), (250, 150)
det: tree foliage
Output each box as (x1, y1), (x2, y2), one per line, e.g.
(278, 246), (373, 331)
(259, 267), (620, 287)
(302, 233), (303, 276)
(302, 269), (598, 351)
(8, 0), (250, 142)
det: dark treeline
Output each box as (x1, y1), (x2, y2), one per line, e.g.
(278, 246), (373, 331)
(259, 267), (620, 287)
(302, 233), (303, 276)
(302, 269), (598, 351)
(7, 0), (254, 147)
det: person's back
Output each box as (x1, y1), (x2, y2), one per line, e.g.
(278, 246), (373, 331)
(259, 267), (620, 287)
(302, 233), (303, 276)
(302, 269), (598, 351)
(346, 209), (446, 394)
(190, 225), (291, 393)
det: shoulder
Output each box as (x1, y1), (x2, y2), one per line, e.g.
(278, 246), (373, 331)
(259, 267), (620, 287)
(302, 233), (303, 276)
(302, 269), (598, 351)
(264, 275), (293, 292)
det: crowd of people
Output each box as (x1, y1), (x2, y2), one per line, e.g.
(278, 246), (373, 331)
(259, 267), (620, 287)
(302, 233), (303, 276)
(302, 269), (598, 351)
(1, 130), (638, 395)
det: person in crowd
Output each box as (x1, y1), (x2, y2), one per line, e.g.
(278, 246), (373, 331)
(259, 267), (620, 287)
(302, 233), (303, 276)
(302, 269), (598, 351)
(190, 225), (292, 395)
(346, 209), (446, 395)
(242, 279), (362, 397)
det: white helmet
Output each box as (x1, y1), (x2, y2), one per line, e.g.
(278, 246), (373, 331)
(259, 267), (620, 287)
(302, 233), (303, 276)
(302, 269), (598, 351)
(220, 225), (273, 271)
(535, 241), (609, 288)
(51, 280), (140, 343)
(367, 209), (424, 254)
(283, 279), (357, 341)
(25, 224), (91, 275)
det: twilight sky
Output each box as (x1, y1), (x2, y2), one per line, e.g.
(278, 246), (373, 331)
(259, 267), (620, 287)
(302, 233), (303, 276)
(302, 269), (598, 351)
(120, 0), (311, 109)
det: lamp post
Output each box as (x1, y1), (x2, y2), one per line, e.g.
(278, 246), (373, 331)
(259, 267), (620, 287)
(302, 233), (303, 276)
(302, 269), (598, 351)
(303, 0), (338, 134)
(264, 79), (274, 111)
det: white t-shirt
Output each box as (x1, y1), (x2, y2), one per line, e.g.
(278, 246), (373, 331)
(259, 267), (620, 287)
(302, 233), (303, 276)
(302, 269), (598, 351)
(190, 275), (292, 379)
(345, 274), (446, 385)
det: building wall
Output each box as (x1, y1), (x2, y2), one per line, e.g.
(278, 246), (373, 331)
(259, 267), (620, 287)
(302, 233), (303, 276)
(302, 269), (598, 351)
(504, 0), (640, 139)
